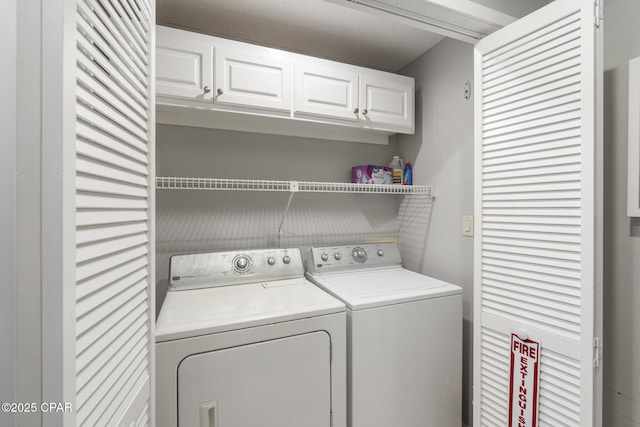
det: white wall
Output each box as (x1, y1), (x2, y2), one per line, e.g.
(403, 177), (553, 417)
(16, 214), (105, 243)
(397, 38), (475, 426)
(0, 0), (17, 426)
(603, 0), (640, 425)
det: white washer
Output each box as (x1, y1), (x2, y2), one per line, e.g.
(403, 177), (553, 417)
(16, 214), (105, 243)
(306, 243), (462, 427)
(156, 248), (347, 427)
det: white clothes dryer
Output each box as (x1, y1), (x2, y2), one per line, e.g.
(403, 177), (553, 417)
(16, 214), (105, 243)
(306, 243), (462, 427)
(156, 248), (346, 427)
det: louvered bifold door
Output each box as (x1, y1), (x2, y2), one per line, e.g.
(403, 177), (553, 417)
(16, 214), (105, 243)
(75, 0), (154, 425)
(473, 0), (602, 426)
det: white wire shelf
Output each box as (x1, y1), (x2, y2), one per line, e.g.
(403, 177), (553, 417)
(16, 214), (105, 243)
(156, 177), (436, 197)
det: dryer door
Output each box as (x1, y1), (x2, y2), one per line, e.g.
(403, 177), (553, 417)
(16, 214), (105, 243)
(178, 331), (332, 427)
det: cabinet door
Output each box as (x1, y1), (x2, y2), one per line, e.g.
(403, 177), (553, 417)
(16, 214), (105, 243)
(359, 74), (414, 131)
(156, 26), (213, 102)
(294, 64), (359, 121)
(215, 47), (292, 112)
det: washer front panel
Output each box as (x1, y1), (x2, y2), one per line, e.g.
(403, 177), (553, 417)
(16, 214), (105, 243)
(348, 295), (462, 427)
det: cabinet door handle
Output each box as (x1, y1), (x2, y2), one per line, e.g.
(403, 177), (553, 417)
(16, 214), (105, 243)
(353, 108), (359, 115)
(216, 88), (224, 96)
(362, 109), (368, 116)
(203, 86), (211, 94)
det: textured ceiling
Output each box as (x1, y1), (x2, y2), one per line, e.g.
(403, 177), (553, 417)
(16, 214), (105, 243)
(156, 0), (446, 72)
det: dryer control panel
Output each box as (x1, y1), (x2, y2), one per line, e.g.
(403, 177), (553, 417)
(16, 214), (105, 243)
(169, 248), (304, 291)
(308, 243), (402, 274)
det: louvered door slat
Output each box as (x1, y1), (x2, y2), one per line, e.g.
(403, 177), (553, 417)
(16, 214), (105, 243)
(76, 116), (146, 163)
(484, 77), (581, 114)
(94, 0), (147, 63)
(76, 52), (148, 120)
(483, 110), (581, 139)
(103, 371), (149, 427)
(76, 222), (149, 247)
(121, 0), (150, 38)
(76, 157), (147, 187)
(77, 234), (149, 264)
(74, 0), (153, 425)
(483, 100), (580, 133)
(483, 137), (581, 160)
(77, 1), (148, 84)
(78, 335), (148, 426)
(484, 32), (580, 82)
(475, 1), (601, 426)
(483, 120), (581, 147)
(76, 302), (147, 369)
(77, 123), (148, 164)
(78, 0), (148, 70)
(77, 4), (148, 86)
(77, 139), (148, 175)
(76, 174), (148, 197)
(76, 35), (147, 108)
(484, 92), (581, 126)
(76, 256), (148, 299)
(97, 351), (148, 426)
(76, 18), (146, 97)
(77, 68), (148, 132)
(107, 0), (148, 48)
(484, 147), (581, 168)
(484, 52), (581, 97)
(77, 103), (148, 153)
(76, 245), (148, 282)
(122, 0), (151, 33)
(76, 193), (149, 210)
(482, 277), (579, 307)
(76, 269), (147, 320)
(483, 13), (580, 65)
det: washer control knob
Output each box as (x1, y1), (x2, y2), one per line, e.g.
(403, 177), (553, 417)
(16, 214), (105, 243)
(267, 256), (276, 265)
(334, 252), (342, 260)
(233, 255), (251, 272)
(282, 255), (291, 264)
(377, 249), (384, 257)
(352, 247), (367, 263)
(321, 253), (329, 262)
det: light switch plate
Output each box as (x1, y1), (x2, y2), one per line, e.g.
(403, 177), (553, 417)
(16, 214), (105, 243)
(463, 215), (474, 237)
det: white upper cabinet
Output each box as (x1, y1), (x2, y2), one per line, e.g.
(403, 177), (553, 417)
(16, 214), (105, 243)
(156, 27), (213, 102)
(294, 65), (359, 121)
(156, 26), (415, 143)
(359, 73), (414, 131)
(215, 47), (292, 112)
(293, 64), (414, 132)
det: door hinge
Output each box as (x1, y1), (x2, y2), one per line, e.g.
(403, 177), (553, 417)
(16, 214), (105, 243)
(594, 0), (603, 27)
(593, 337), (601, 368)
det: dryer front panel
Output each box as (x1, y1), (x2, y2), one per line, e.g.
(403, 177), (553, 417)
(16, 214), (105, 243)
(178, 331), (331, 426)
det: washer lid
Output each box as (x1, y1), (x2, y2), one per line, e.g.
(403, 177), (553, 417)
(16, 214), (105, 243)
(307, 267), (462, 310)
(156, 278), (345, 342)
